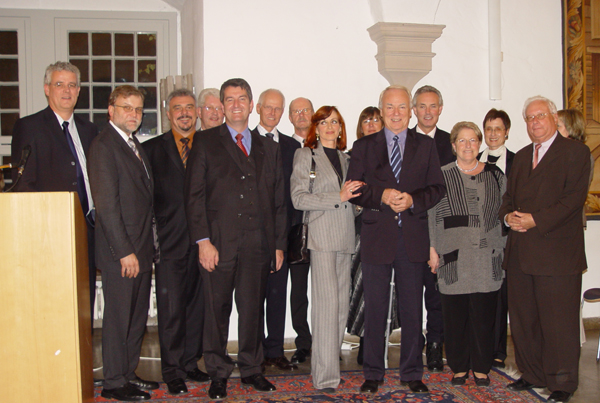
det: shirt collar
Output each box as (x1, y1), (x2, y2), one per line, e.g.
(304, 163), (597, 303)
(110, 120), (133, 143)
(385, 127), (408, 145)
(415, 125), (437, 138)
(257, 124), (279, 142)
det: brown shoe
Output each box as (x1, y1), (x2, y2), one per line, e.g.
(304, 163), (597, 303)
(263, 355), (298, 371)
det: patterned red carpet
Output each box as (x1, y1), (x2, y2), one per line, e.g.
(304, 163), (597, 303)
(94, 368), (546, 402)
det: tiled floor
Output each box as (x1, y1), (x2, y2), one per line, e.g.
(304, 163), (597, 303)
(93, 328), (600, 402)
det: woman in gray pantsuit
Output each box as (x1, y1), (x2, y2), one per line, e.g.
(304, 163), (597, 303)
(291, 106), (364, 392)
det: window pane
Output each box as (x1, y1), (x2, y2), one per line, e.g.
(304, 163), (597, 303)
(137, 34), (156, 57)
(0, 86), (19, 109)
(70, 59), (89, 82)
(93, 86), (112, 109)
(92, 60), (112, 82)
(74, 112), (90, 123)
(115, 33), (134, 56)
(1, 112), (19, 136)
(0, 32), (18, 55)
(138, 60), (156, 83)
(92, 33), (112, 56)
(0, 59), (18, 82)
(139, 86), (156, 109)
(115, 60), (134, 83)
(69, 32), (89, 56)
(139, 112), (157, 135)
(76, 86), (90, 109)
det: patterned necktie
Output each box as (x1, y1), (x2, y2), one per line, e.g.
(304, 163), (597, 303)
(127, 137), (142, 161)
(390, 135), (403, 182)
(62, 121), (91, 224)
(236, 133), (249, 157)
(532, 143), (542, 169)
(180, 137), (190, 168)
(266, 132), (275, 141)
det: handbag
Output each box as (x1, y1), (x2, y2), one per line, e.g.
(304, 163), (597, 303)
(288, 152), (316, 265)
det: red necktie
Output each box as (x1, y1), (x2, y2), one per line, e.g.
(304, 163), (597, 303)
(236, 133), (248, 157)
(532, 143), (541, 169)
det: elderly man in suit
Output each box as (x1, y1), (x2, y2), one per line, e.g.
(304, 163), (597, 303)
(411, 85), (454, 372)
(347, 85), (445, 394)
(500, 96), (590, 403)
(184, 78), (287, 400)
(89, 85), (160, 402)
(197, 88), (224, 131)
(142, 88), (209, 396)
(11, 61), (98, 332)
(251, 88), (299, 372)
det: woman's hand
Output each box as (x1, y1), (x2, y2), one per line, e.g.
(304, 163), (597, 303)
(340, 180), (365, 202)
(428, 247), (439, 273)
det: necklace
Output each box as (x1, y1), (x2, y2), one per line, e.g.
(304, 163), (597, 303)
(456, 160), (479, 173)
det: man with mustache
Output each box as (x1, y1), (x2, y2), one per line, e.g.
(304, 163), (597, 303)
(142, 88), (209, 396)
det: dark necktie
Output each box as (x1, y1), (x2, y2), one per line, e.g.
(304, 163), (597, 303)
(236, 133), (249, 157)
(533, 143), (541, 169)
(390, 135), (403, 182)
(180, 137), (191, 167)
(265, 132), (275, 141)
(62, 121), (91, 224)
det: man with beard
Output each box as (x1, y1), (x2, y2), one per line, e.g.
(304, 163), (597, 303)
(143, 88), (209, 396)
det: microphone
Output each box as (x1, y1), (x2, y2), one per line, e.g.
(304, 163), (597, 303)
(4, 145), (32, 192)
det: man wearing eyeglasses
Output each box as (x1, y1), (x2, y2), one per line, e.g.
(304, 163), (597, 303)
(142, 88), (209, 396)
(10, 61), (99, 339)
(499, 96), (590, 403)
(197, 88), (224, 131)
(287, 97), (314, 365)
(411, 85), (454, 373)
(89, 85), (160, 402)
(252, 89), (300, 372)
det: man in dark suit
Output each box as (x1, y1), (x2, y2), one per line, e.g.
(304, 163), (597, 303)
(411, 85), (454, 372)
(347, 85), (445, 394)
(499, 96), (590, 403)
(251, 88), (300, 372)
(142, 88), (209, 396)
(184, 78), (287, 400)
(10, 61), (98, 330)
(89, 85), (160, 402)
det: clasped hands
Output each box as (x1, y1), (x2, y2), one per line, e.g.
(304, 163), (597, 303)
(505, 211), (536, 232)
(382, 188), (413, 213)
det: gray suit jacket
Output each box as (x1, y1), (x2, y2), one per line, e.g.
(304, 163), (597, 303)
(290, 142), (356, 254)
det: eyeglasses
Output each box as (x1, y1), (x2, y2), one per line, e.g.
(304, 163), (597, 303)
(362, 118), (380, 124)
(51, 82), (78, 90)
(172, 104), (195, 113)
(291, 108), (312, 115)
(456, 138), (479, 145)
(202, 106), (223, 113)
(260, 105), (283, 114)
(525, 113), (548, 122)
(114, 104), (144, 115)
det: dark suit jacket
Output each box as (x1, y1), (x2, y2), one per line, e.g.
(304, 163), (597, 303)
(88, 124), (156, 273)
(11, 106), (98, 191)
(142, 130), (191, 259)
(424, 126), (455, 167)
(185, 123), (287, 264)
(499, 134), (590, 276)
(251, 128), (301, 232)
(347, 128), (446, 264)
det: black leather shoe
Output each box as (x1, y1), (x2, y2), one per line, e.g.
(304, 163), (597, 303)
(186, 367), (210, 383)
(291, 348), (310, 364)
(401, 380), (429, 393)
(263, 355), (298, 371)
(360, 379), (383, 393)
(507, 377), (541, 391)
(317, 387), (336, 393)
(451, 372), (469, 386)
(208, 378), (227, 400)
(426, 342), (444, 372)
(101, 383), (151, 401)
(94, 378), (104, 387)
(241, 373), (276, 392)
(129, 376), (159, 391)
(166, 378), (188, 395)
(492, 359), (506, 368)
(547, 390), (573, 402)
(474, 375), (490, 387)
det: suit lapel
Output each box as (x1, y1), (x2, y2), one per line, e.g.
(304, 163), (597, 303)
(218, 124), (247, 173)
(162, 130), (185, 175)
(313, 143), (340, 189)
(528, 134), (562, 180)
(43, 106), (71, 151)
(107, 125), (153, 196)
(250, 130), (265, 184)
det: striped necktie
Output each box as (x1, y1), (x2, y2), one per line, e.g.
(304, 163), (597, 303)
(390, 135), (402, 182)
(532, 143), (541, 169)
(180, 137), (190, 168)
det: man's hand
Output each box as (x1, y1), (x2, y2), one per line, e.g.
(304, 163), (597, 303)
(428, 247), (439, 274)
(120, 253), (140, 278)
(198, 239), (219, 272)
(381, 188), (402, 206)
(383, 188), (413, 213)
(506, 211), (536, 232)
(274, 249), (284, 272)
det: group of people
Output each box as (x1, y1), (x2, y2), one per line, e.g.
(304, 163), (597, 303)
(10, 61), (591, 403)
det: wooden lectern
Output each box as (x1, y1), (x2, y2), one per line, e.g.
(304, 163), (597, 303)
(0, 192), (93, 403)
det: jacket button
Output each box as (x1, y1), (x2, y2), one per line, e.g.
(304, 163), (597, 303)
(240, 195), (244, 199)
(335, 204), (339, 208)
(241, 176), (245, 180)
(71, 161), (75, 166)
(394, 215), (398, 220)
(72, 182), (77, 186)
(238, 214), (242, 218)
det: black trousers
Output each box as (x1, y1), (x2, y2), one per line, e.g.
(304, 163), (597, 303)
(493, 277), (508, 361)
(362, 229), (425, 382)
(423, 267), (443, 344)
(201, 229), (271, 379)
(289, 262), (312, 351)
(263, 259), (289, 358)
(101, 269), (152, 389)
(441, 291), (498, 375)
(155, 246), (204, 382)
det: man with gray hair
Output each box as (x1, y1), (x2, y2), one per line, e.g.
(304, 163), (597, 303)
(500, 96), (590, 403)
(10, 61), (98, 334)
(197, 88), (224, 131)
(143, 88), (209, 396)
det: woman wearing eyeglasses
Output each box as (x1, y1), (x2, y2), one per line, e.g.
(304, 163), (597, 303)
(290, 105), (363, 392)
